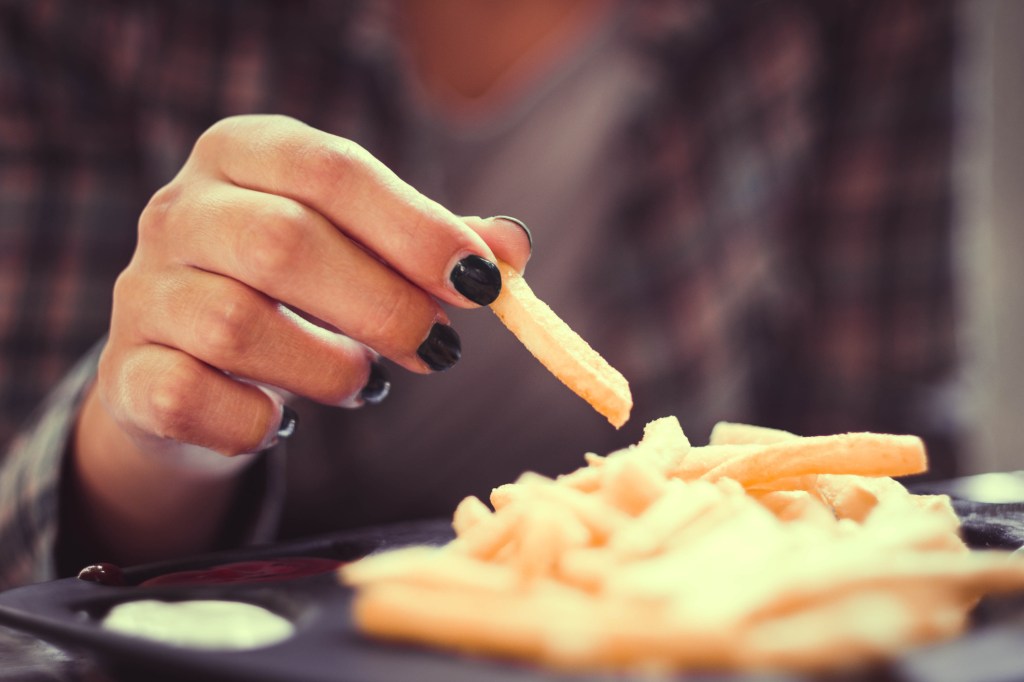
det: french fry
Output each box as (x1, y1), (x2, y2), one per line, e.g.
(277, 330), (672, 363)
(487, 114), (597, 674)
(709, 421), (798, 445)
(510, 502), (590, 579)
(490, 260), (632, 428)
(448, 502), (523, 560)
(606, 480), (722, 560)
(517, 473), (630, 541)
(353, 582), (550, 662)
(598, 456), (667, 516)
(489, 482), (522, 510)
(557, 546), (620, 592)
(342, 546), (518, 593)
(640, 415), (690, 450)
(736, 588), (966, 671)
(452, 495), (492, 537)
(342, 416), (1024, 673)
(634, 416), (691, 472)
(738, 549), (1024, 626)
(747, 474), (821, 496)
(701, 432), (927, 486)
(555, 466), (602, 492)
(668, 444), (760, 480)
(754, 490), (836, 526)
(354, 578), (734, 673)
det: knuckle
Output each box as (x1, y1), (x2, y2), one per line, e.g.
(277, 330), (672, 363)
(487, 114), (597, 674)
(195, 116), (246, 155)
(193, 292), (259, 360)
(198, 114), (304, 163)
(318, 356), (368, 405)
(305, 137), (367, 190)
(364, 286), (418, 341)
(109, 265), (159, 340)
(109, 269), (140, 334)
(242, 206), (307, 282)
(112, 263), (184, 343)
(192, 124), (222, 159)
(138, 183), (182, 239)
(144, 358), (204, 439)
(268, 198), (310, 232)
(110, 267), (136, 309)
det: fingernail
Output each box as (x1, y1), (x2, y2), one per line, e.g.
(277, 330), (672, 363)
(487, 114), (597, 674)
(417, 322), (461, 371)
(359, 361), (391, 405)
(277, 406), (299, 439)
(490, 215), (533, 253)
(450, 255), (501, 306)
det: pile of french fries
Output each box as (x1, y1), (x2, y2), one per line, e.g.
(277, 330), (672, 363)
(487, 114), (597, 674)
(341, 418), (1024, 672)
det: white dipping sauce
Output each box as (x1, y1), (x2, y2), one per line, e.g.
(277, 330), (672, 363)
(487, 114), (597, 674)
(101, 599), (294, 650)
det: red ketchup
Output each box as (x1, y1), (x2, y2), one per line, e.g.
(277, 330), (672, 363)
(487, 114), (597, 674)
(140, 557), (342, 587)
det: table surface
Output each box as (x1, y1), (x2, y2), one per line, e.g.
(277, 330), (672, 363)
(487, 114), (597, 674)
(0, 623), (110, 682)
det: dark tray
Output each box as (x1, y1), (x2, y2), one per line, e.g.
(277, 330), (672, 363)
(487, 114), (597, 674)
(2, 516), (1024, 682)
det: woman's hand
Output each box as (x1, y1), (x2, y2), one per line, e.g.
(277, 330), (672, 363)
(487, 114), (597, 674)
(68, 115), (530, 564)
(98, 114), (530, 457)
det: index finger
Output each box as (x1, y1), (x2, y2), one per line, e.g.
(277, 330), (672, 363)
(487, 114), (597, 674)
(198, 115), (502, 308)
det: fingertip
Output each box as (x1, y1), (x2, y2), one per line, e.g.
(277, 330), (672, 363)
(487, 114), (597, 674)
(416, 322), (461, 372)
(250, 387), (298, 453)
(338, 359), (392, 408)
(462, 215), (533, 274)
(490, 216), (532, 253)
(359, 361), (391, 405)
(277, 405), (299, 439)
(449, 253), (501, 306)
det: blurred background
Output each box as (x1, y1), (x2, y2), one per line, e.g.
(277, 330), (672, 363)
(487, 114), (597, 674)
(958, 0), (1024, 473)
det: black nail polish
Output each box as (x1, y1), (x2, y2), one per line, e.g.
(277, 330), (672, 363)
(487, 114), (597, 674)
(359, 362), (391, 405)
(417, 323), (461, 371)
(491, 215), (533, 253)
(450, 255), (501, 306)
(277, 406), (299, 439)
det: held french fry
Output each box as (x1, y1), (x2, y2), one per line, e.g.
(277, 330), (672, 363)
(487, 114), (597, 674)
(489, 259), (632, 428)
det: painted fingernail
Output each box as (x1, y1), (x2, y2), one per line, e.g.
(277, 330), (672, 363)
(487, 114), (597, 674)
(490, 215), (533, 253)
(277, 406), (299, 439)
(359, 361), (391, 405)
(417, 323), (461, 371)
(450, 255), (501, 305)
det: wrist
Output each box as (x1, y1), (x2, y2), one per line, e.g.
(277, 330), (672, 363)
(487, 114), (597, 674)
(69, 385), (256, 565)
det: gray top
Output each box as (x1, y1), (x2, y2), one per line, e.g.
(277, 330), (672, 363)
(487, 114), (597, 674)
(280, 12), (656, 537)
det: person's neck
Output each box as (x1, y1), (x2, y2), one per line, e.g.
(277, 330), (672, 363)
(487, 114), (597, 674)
(397, 0), (613, 106)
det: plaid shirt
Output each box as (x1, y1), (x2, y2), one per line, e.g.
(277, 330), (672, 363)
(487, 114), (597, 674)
(0, 0), (957, 588)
